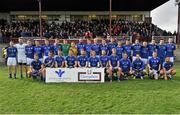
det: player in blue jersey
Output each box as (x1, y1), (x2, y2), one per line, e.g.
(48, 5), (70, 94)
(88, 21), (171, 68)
(123, 40), (132, 60)
(7, 41), (17, 78)
(107, 38), (117, 56)
(28, 53), (42, 79)
(141, 41), (149, 65)
(99, 50), (109, 68)
(53, 38), (62, 57)
(118, 53), (132, 81)
(88, 50), (100, 68)
(165, 38), (176, 63)
(85, 39), (93, 58)
(77, 39), (86, 56)
(100, 39), (108, 55)
(44, 51), (55, 68)
(148, 39), (157, 60)
(25, 40), (34, 67)
(157, 39), (166, 65)
(148, 52), (161, 80)
(108, 48), (120, 82)
(77, 49), (88, 68)
(55, 49), (65, 68)
(65, 49), (77, 68)
(34, 40), (43, 62)
(160, 57), (176, 80)
(116, 41), (124, 60)
(132, 39), (142, 61)
(91, 38), (100, 57)
(132, 54), (145, 79)
(43, 39), (54, 61)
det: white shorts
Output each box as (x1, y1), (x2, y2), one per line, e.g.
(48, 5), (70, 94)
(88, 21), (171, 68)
(141, 58), (148, 65)
(149, 69), (158, 79)
(170, 57), (174, 63)
(27, 58), (34, 65)
(7, 57), (17, 66)
(17, 57), (27, 64)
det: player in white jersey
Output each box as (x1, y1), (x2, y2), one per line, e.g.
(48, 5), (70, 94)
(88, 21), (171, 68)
(14, 38), (27, 78)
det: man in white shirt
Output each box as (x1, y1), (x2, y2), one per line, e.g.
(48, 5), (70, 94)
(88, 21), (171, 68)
(14, 38), (27, 78)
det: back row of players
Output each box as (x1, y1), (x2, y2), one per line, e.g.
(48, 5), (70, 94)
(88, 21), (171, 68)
(6, 37), (176, 82)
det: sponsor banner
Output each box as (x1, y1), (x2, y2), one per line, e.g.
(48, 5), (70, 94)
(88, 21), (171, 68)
(46, 68), (105, 83)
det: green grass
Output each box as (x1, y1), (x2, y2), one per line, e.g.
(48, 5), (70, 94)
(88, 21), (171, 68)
(1, 63), (180, 114)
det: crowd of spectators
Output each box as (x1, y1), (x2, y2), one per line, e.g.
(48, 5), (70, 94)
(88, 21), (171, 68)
(0, 19), (177, 42)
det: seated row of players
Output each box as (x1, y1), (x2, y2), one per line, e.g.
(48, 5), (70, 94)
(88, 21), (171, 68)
(6, 37), (176, 81)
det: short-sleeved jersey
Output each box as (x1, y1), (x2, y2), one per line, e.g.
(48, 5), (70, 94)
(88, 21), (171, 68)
(119, 58), (132, 72)
(116, 46), (123, 59)
(148, 44), (157, 56)
(77, 43), (86, 55)
(88, 56), (99, 67)
(25, 45), (34, 59)
(43, 45), (54, 56)
(55, 56), (64, 67)
(34, 46), (44, 59)
(62, 44), (71, 56)
(163, 61), (174, 71)
(132, 59), (144, 71)
(132, 43), (142, 56)
(85, 44), (92, 57)
(44, 57), (55, 67)
(54, 44), (62, 55)
(148, 57), (161, 70)
(77, 55), (88, 67)
(15, 43), (27, 58)
(99, 55), (109, 67)
(91, 44), (100, 55)
(66, 56), (76, 67)
(108, 42), (118, 55)
(157, 44), (166, 58)
(7, 47), (17, 58)
(100, 44), (109, 54)
(109, 55), (119, 67)
(141, 46), (149, 59)
(123, 45), (132, 57)
(166, 43), (176, 57)
(31, 60), (42, 71)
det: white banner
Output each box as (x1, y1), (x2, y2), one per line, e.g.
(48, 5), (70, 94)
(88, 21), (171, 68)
(46, 68), (105, 83)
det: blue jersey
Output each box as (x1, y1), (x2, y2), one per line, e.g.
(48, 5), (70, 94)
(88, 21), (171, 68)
(25, 45), (34, 59)
(163, 61), (173, 71)
(157, 44), (166, 58)
(132, 59), (144, 71)
(148, 44), (157, 56)
(119, 58), (132, 72)
(100, 44), (108, 54)
(55, 56), (64, 67)
(7, 47), (17, 58)
(34, 46), (43, 59)
(88, 56), (99, 67)
(132, 43), (142, 56)
(31, 60), (42, 71)
(166, 43), (176, 57)
(99, 55), (109, 67)
(91, 44), (100, 55)
(149, 57), (161, 70)
(85, 44), (92, 57)
(108, 42), (117, 55)
(78, 55), (88, 67)
(66, 56), (76, 67)
(43, 45), (54, 56)
(77, 43), (86, 55)
(116, 46), (123, 59)
(109, 55), (119, 67)
(141, 46), (149, 59)
(54, 44), (62, 55)
(44, 57), (55, 67)
(123, 45), (132, 58)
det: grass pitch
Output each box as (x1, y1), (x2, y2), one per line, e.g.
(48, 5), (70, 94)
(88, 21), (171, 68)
(0, 63), (180, 114)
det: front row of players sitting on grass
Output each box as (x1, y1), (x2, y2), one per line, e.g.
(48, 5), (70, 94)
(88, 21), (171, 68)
(6, 38), (176, 82)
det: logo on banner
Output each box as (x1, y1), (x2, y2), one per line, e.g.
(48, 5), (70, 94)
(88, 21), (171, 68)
(55, 69), (65, 78)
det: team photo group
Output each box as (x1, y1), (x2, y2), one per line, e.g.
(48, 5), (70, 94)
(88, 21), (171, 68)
(6, 37), (176, 82)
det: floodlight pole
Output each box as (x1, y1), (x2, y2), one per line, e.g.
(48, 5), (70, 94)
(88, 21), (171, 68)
(109, 0), (112, 38)
(177, 3), (180, 46)
(38, 0), (43, 39)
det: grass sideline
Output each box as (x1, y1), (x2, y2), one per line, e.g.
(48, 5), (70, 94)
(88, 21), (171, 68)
(0, 63), (180, 114)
